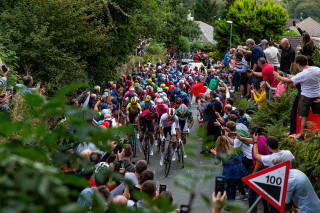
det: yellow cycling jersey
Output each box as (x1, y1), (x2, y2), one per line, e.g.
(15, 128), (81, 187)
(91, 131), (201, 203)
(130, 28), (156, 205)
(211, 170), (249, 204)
(126, 103), (142, 115)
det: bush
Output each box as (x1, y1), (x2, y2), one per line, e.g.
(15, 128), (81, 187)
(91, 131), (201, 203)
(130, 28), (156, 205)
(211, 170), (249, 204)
(283, 30), (300, 36)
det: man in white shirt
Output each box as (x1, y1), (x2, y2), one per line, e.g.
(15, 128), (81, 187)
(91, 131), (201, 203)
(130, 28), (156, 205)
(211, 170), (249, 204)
(274, 55), (320, 140)
(259, 39), (280, 67)
(253, 135), (296, 168)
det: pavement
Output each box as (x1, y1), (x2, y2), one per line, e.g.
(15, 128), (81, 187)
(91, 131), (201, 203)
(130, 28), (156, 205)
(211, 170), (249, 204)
(131, 99), (263, 213)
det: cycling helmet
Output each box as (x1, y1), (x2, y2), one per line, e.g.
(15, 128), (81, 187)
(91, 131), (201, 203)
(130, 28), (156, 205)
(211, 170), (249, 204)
(169, 81), (174, 85)
(179, 104), (188, 114)
(157, 87), (163, 93)
(167, 108), (176, 118)
(191, 71), (196, 75)
(152, 84), (158, 90)
(175, 88), (181, 95)
(160, 84), (166, 89)
(147, 87), (153, 93)
(168, 74), (172, 78)
(157, 66), (162, 70)
(134, 82), (140, 88)
(144, 95), (151, 102)
(179, 80), (184, 84)
(129, 87), (135, 93)
(149, 105), (157, 114)
(176, 97), (182, 104)
(130, 97), (137, 104)
(146, 78), (152, 83)
(156, 98), (164, 105)
(128, 91), (135, 99)
(164, 87), (169, 91)
(151, 74), (156, 79)
(169, 85), (174, 90)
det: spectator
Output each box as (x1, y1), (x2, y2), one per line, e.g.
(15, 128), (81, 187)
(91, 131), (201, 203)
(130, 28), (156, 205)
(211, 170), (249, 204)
(15, 75), (38, 94)
(113, 144), (135, 173)
(90, 151), (102, 164)
(252, 135), (296, 168)
(246, 38), (265, 88)
(211, 191), (227, 213)
(272, 157), (320, 213)
(259, 39), (280, 67)
(223, 47), (231, 67)
(77, 163), (111, 208)
(123, 170), (154, 202)
(251, 81), (267, 109)
(270, 37), (295, 74)
(274, 55), (320, 140)
(0, 90), (11, 112)
(0, 67), (10, 88)
(295, 26), (316, 56)
(136, 180), (157, 209)
(112, 195), (128, 206)
(210, 136), (247, 201)
(252, 57), (280, 100)
(110, 160), (148, 199)
(235, 51), (249, 98)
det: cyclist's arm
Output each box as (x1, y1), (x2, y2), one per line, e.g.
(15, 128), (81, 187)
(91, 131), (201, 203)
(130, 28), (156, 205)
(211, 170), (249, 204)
(126, 104), (130, 123)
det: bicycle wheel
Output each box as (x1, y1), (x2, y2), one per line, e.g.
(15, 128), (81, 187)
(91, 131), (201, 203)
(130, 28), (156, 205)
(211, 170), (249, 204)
(164, 146), (172, 177)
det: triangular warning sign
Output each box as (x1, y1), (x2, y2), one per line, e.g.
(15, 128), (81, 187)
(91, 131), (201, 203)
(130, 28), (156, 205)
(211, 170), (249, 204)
(242, 161), (290, 212)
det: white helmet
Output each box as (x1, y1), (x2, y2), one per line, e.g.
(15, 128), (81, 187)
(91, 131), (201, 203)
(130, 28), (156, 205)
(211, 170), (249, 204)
(179, 104), (188, 114)
(157, 87), (163, 93)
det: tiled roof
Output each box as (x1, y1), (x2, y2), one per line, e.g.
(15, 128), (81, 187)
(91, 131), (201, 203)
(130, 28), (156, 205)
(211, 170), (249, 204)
(195, 21), (215, 43)
(289, 17), (320, 37)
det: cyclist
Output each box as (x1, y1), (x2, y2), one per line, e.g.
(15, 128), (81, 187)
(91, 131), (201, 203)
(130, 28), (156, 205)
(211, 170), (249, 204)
(144, 86), (157, 101)
(159, 108), (181, 166)
(155, 98), (169, 120)
(167, 85), (175, 106)
(175, 88), (191, 108)
(124, 92), (139, 106)
(140, 95), (155, 111)
(138, 105), (159, 155)
(176, 104), (194, 159)
(134, 82), (143, 99)
(126, 97), (142, 124)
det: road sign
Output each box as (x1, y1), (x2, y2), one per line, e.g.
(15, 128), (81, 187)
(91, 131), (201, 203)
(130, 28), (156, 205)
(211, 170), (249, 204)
(242, 160), (290, 212)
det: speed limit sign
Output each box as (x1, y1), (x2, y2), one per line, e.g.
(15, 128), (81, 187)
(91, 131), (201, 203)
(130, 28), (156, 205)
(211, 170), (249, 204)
(242, 160), (290, 211)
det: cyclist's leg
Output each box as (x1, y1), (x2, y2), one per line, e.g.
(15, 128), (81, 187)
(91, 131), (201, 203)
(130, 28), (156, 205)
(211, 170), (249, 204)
(148, 120), (154, 145)
(180, 119), (188, 145)
(170, 123), (178, 158)
(160, 127), (169, 163)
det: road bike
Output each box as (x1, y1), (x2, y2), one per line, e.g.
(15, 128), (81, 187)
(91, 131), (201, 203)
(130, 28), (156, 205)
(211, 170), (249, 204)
(142, 127), (150, 164)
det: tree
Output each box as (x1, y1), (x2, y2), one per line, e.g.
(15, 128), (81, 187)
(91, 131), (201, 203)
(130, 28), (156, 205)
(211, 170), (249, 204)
(0, 0), (165, 95)
(178, 36), (190, 52)
(158, 0), (200, 49)
(193, 0), (219, 26)
(214, 0), (288, 51)
(294, 2), (320, 22)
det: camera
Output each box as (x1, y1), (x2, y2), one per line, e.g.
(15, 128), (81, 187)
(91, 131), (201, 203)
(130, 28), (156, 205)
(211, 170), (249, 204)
(159, 184), (166, 194)
(1, 64), (8, 73)
(215, 176), (226, 194)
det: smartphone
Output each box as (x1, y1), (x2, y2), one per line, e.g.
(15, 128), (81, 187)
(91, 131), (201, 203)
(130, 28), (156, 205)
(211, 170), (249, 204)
(215, 176), (225, 194)
(270, 35), (274, 41)
(180, 205), (190, 213)
(1, 64), (7, 73)
(274, 66), (277, 72)
(5, 88), (13, 93)
(221, 129), (225, 135)
(293, 21), (296, 26)
(255, 127), (263, 134)
(160, 184), (166, 194)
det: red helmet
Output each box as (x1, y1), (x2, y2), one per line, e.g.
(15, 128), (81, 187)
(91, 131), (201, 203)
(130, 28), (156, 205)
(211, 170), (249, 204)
(169, 81), (173, 85)
(169, 85), (174, 90)
(149, 105), (157, 114)
(129, 87), (135, 93)
(167, 108), (176, 118)
(147, 87), (153, 93)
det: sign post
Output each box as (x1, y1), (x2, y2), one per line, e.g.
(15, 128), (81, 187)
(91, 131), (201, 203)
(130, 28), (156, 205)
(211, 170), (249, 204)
(242, 161), (290, 212)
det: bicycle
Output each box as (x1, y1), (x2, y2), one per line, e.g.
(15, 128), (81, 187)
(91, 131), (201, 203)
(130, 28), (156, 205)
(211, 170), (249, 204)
(154, 130), (161, 153)
(176, 139), (185, 168)
(129, 124), (137, 157)
(142, 127), (150, 164)
(164, 139), (176, 177)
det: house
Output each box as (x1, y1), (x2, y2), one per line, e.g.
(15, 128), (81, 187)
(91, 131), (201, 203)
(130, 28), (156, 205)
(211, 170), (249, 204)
(194, 21), (215, 43)
(289, 17), (320, 37)
(282, 17), (320, 49)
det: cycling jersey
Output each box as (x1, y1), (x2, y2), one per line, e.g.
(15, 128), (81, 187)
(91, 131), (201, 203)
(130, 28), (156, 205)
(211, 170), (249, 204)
(159, 113), (179, 128)
(156, 104), (168, 116)
(139, 109), (159, 121)
(176, 108), (193, 121)
(140, 100), (155, 111)
(174, 92), (189, 100)
(126, 103), (142, 115)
